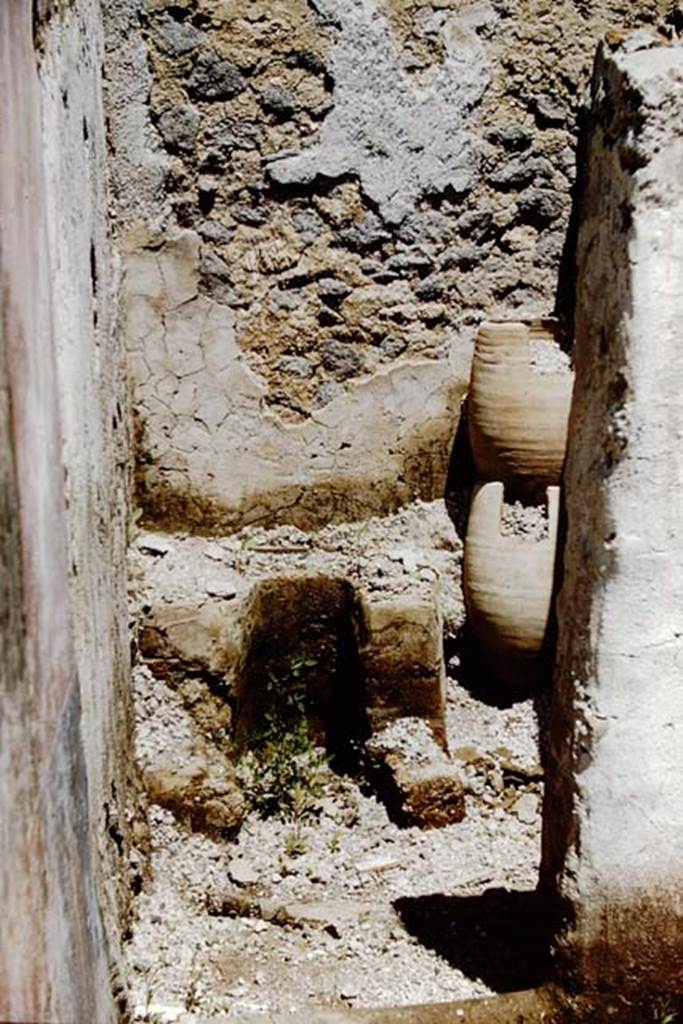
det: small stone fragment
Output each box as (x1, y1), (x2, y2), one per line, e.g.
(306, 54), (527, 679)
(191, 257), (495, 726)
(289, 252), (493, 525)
(336, 212), (391, 251)
(306, 861), (332, 884)
(157, 104), (200, 154)
(317, 277), (352, 305)
(205, 578), (237, 599)
(199, 220), (234, 245)
(269, 289), (303, 312)
(314, 381), (345, 407)
(138, 533), (171, 557)
(188, 49), (246, 101)
(517, 187), (563, 225)
(380, 336), (407, 359)
(513, 792), (540, 825)
(232, 204), (269, 226)
(229, 859), (260, 887)
(534, 92), (566, 126)
(285, 50), (327, 74)
(259, 86), (297, 119)
(486, 124), (532, 151)
(321, 340), (362, 380)
(452, 744), (486, 766)
(488, 154), (552, 190)
(535, 230), (565, 263)
(414, 274), (446, 301)
(386, 251), (431, 274)
(292, 209), (325, 245)
(356, 855), (401, 874)
(500, 758), (544, 783)
(277, 355), (314, 379)
(151, 13), (205, 56)
(339, 976), (361, 1001)
(205, 541), (228, 561)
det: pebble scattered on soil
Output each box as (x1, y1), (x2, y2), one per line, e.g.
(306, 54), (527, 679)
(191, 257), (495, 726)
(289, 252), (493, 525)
(126, 501), (546, 1021)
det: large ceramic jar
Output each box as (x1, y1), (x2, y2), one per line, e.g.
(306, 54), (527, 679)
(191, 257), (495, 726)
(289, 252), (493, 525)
(463, 481), (559, 685)
(468, 320), (573, 491)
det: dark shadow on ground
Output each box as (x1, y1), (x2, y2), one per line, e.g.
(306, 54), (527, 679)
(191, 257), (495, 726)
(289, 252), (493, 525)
(394, 887), (553, 993)
(444, 628), (545, 710)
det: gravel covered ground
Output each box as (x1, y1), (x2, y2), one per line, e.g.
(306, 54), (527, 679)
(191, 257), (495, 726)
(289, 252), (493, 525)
(127, 680), (544, 1022)
(126, 501), (547, 1022)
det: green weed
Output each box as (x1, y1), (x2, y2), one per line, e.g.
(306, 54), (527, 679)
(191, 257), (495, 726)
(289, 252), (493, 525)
(236, 655), (328, 823)
(283, 829), (309, 857)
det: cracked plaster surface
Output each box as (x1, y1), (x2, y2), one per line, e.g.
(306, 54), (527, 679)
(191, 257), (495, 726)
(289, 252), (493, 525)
(125, 230), (468, 532)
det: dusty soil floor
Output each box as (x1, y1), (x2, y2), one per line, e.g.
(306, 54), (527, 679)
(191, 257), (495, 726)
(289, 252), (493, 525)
(127, 684), (545, 1022)
(126, 501), (549, 1022)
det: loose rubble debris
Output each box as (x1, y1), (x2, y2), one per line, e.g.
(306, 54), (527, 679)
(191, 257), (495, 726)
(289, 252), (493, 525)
(126, 501), (545, 1021)
(499, 499), (549, 540)
(365, 719), (465, 829)
(145, 758), (245, 838)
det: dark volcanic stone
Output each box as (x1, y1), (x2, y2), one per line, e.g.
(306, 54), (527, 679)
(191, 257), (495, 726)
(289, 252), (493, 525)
(188, 49), (246, 101)
(321, 340), (362, 380)
(157, 104), (200, 154)
(152, 13), (205, 56)
(292, 209), (324, 245)
(517, 187), (564, 225)
(414, 274), (446, 301)
(199, 220), (235, 245)
(380, 336), (407, 359)
(285, 50), (327, 75)
(486, 124), (533, 152)
(259, 86), (297, 119)
(336, 213), (391, 251)
(386, 250), (431, 274)
(533, 92), (566, 126)
(488, 154), (554, 190)
(317, 277), (351, 305)
(232, 204), (269, 227)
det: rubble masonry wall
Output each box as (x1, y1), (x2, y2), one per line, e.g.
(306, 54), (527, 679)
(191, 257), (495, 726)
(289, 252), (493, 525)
(104, 0), (671, 532)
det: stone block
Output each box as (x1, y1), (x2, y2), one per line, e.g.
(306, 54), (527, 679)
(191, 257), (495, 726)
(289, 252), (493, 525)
(146, 757), (245, 837)
(139, 599), (243, 678)
(366, 719), (465, 828)
(360, 596), (446, 743)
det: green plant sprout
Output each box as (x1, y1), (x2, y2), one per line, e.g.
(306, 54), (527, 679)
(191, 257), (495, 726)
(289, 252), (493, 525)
(236, 655), (328, 822)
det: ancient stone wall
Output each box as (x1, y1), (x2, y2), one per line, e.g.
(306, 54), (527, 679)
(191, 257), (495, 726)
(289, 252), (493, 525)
(541, 38), (683, 993)
(0, 1), (135, 1019)
(105, 0), (671, 532)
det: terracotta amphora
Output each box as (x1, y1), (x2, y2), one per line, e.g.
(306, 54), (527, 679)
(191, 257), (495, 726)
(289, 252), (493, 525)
(463, 481), (560, 685)
(468, 320), (573, 490)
